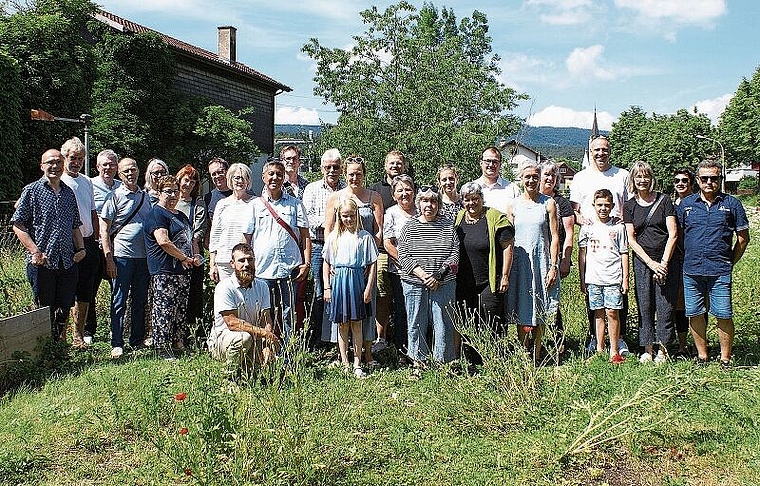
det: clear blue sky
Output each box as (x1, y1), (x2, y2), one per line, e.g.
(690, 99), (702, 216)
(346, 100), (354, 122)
(96, 0), (758, 131)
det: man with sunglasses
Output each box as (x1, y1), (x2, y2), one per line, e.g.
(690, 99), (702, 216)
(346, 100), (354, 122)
(302, 149), (346, 348)
(470, 146), (520, 211)
(677, 159), (749, 366)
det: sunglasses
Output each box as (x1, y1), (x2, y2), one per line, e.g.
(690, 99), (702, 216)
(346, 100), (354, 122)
(674, 177), (690, 184)
(418, 185), (439, 194)
(346, 156), (364, 164)
(699, 175), (721, 183)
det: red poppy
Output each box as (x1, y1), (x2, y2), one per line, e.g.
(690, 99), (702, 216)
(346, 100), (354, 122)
(179, 427), (188, 435)
(174, 392), (187, 401)
(185, 468), (192, 476)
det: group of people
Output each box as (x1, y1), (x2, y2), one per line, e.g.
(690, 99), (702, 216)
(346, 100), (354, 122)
(11, 135), (751, 378)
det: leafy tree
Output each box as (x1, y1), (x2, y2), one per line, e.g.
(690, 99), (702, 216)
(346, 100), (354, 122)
(0, 51), (23, 199)
(0, 0), (96, 182)
(610, 107), (712, 191)
(303, 1), (526, 184)
(719, 65), (760, 167)
(190, 106), (259, 165)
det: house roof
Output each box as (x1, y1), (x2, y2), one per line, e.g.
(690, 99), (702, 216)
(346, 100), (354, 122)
(94, 10), (292, 93)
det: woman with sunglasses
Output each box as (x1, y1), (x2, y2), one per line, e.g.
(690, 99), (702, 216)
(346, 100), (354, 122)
(623, 161), (678, 364)
(144, 176), (202, 358)
(397, 185), (459, 372)
(144, 158), (170, 204)
(671, 168), (696, 356)
(505, 159), (560, 364)
(324, 155), (383, 366)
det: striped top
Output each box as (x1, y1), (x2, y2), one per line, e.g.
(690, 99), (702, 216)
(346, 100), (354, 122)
(397, 217), (459, 285)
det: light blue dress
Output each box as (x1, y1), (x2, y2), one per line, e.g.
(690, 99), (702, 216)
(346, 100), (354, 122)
(324, 230), (378, 324)
(505, 194), (559, 327)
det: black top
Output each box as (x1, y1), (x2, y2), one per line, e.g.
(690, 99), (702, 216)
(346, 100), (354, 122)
(623, 193), (676, 262)
(369, 178), (396, 210)
(552, 192), (574, 247)
(457, 217), (512, 289)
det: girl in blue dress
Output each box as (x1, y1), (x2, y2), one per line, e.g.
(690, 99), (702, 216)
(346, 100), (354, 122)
(323, 198), (379, 378)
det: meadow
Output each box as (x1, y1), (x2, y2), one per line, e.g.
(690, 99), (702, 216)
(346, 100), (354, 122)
(0, 210), (759, 485)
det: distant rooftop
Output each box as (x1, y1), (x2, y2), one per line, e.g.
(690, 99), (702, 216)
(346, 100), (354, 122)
(94, 9), (292, 93)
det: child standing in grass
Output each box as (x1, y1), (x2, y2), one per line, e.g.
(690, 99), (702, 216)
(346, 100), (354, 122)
(323, 198), (378, 378)
(578, 189), (629, 363)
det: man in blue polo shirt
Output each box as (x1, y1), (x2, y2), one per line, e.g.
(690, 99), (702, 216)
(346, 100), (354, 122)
(677, 159), (750, 366)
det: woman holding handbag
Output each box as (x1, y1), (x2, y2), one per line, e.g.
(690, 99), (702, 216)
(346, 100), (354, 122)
(623, 161), (678, 364)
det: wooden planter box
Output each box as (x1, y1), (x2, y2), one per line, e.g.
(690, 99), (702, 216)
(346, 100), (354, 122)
(0, 307), (50, 363)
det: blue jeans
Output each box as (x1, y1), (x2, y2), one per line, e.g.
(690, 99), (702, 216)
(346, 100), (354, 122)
(110, 257), (149, 348)
(309, 243), (330, 346)
(633, 257), (676, 346)
(262, 277), (295, 346)
(402, 279), (455, 363)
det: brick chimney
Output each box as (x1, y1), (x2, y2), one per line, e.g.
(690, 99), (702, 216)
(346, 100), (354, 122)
(217, 26), (237, 62)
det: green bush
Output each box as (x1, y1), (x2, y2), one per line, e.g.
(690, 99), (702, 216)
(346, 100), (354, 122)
(0, 52), (23, 200)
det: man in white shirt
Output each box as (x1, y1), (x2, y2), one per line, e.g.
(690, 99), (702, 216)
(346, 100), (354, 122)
(570, 135), (631, 354)
(470, 146), (520, 211)
(209, 243), (278, 377)
(60, 137), (99, 349)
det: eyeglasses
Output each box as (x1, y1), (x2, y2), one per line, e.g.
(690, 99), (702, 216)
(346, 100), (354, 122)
(231, 175), (247, 181)
(418, 185), (439, 193)
(322, 164), (341, 171)
(699, 175), (721, 183)
(282, 156), (298, 161)
(634, 175), (652, 180)
(674, 177), (690, 184)
(150, 170), (166, 177)
(481, 158), (500, 165)
(120, 167), (138, 174)
(346, 156), (364, 164)
(210, 170), (226, 177)
(161, 189), (179, 195)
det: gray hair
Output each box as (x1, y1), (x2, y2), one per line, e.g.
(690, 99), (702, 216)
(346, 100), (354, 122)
(392, 174), (414, 192)
(60, 137), (85, 157)
(321, 148), (341, 165)
(97, 149), (118, 165)
(517, 158), (540, 178)
(414, 186), (441, 215)
(144, 158), (169, 191)
(698, 158), (722, 173)
(459, 181), (483, 201)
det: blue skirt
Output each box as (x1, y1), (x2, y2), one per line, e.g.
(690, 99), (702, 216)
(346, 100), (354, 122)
(328, 266), (372, 324)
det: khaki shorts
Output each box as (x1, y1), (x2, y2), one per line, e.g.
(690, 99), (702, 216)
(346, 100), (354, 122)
(376, 252), (390, 297)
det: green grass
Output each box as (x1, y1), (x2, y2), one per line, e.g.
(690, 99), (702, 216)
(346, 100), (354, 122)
(1, 215), (759, 485)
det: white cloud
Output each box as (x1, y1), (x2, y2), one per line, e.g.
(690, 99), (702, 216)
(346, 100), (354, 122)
(527, 105), (616, 130)
(275, 106), (320, 125)
(525, 0), (594, 25)
(566, 45), (616, 81)
(614, 0), (726, 25)
(694, 93), (732, 125)
(499, 53), (554, 91)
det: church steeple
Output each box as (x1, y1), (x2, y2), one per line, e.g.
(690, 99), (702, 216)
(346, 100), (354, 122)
(590, 107), (599, 140)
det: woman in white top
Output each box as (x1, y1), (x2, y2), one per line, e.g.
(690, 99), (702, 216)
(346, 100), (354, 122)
(208, 163), (254, 282)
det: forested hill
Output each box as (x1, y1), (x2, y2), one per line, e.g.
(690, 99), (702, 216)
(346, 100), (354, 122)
(275, 124), (606, 160)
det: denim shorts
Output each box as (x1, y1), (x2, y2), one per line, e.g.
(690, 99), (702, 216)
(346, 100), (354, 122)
(683, 274), (732, 319)
(587, 283), (623, 310)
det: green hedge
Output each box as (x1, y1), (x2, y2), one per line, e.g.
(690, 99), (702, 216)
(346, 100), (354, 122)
(0, 52), (23, 200)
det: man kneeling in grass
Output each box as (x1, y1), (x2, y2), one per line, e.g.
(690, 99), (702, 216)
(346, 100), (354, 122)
(208, 243), (279, 377)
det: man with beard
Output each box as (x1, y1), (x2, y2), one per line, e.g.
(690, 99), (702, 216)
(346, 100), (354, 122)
(209, 243), (278, 376)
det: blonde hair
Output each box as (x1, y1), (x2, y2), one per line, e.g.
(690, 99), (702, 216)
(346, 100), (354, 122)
(329, 197), (362, 255)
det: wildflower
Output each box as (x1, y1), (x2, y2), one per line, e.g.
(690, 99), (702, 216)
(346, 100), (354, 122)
(179, 427), (188, 435)
(174, 392), (187, 401)
(185, 468), (192, 476)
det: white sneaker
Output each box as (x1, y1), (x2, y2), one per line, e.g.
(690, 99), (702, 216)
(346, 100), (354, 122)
(586, 336), (598, 354)
(111, 346), (123, 359)
(654, 350), (667, 365)
(639, 352), (653, 364)
(83, 336), (93, 345)
(353, 367), (367, 379)
(618, 338), (630, 357)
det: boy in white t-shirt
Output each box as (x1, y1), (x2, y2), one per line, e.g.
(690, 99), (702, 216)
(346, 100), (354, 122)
(578, 189), (629, 363)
